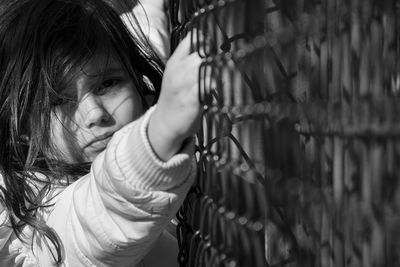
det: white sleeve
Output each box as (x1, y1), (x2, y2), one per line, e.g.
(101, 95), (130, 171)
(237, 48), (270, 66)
(0, 189), (39, 266)
(43, 106), (196, 266)
(0, 208), (19, 266)
(121, 0), (171, 62)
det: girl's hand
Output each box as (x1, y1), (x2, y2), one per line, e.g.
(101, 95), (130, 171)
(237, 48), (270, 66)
(148, 32), (203, 161)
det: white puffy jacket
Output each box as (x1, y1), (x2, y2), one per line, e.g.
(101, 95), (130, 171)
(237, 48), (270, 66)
(0, 107), (196, 266)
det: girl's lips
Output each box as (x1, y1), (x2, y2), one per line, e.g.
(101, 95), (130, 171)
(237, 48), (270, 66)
(84, 133), (114, 151)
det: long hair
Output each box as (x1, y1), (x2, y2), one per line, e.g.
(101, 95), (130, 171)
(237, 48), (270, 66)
(0, 0), (164, 264)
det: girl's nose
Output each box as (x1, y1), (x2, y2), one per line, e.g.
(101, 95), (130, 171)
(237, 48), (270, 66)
(81, 93), (111, 128)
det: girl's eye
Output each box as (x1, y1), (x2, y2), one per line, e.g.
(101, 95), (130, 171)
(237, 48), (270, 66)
(96, 79), (119, 95)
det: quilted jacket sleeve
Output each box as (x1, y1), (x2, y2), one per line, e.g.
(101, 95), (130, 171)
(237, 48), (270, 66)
(42, 107), (196, 266)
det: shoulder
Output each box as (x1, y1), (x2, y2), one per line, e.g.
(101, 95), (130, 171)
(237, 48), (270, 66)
(120, 0), (171, 62)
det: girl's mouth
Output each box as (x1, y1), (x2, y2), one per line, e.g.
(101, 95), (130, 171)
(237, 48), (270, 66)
(84, 133), (114, 152)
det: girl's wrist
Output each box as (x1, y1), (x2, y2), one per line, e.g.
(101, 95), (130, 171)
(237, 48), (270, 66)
(147, 109), (186, 161)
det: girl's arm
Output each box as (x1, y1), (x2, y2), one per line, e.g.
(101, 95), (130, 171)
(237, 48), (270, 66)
(148, 35), (202, 161)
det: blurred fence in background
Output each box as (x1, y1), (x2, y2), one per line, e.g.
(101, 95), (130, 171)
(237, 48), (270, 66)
(171, 0), (400, 266)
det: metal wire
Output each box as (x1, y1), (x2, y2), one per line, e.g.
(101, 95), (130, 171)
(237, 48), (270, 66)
(172, 0), (400, 266)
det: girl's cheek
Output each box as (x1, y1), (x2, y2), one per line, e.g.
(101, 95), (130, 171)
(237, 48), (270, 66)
(108, 88), (143, 122)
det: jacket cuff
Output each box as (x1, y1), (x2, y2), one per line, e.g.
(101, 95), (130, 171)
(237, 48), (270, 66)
(113, 106), (195, 191)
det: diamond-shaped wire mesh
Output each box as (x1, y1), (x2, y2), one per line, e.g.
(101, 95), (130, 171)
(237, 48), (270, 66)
(172, 0), (400, 266)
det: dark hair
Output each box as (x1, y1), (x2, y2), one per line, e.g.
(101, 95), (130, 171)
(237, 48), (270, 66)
(0, 0), (164, 264)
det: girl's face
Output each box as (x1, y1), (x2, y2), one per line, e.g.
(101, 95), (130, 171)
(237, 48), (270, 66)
(49, 52), (143, 163)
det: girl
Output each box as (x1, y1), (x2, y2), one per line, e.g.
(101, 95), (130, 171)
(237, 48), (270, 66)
(0, 0), (202, 266)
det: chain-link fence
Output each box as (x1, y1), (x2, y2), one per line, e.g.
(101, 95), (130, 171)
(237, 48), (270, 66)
(172, 0), (400, 266)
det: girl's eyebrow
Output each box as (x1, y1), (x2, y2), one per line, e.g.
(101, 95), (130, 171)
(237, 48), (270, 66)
(86, 66), (125, 78)
(102, 66), (125, 75)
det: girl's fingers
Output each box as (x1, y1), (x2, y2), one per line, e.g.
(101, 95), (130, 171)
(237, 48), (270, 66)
(170, 30), (205, 60)
(184, 51), (203, 68)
